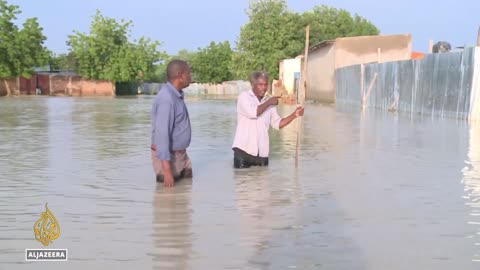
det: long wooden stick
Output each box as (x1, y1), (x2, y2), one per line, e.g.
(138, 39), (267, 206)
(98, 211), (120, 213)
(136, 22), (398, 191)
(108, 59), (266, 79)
(477, 26), (480, 47)
(295, 25), (309, 168)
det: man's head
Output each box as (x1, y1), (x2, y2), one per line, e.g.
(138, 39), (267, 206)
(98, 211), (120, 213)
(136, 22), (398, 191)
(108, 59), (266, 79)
(166, 59), (191, 90)
(249, 71), (269, 100)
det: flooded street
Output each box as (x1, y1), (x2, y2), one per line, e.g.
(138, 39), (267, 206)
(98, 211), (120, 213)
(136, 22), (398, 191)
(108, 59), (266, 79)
(1, 96), (480, 269)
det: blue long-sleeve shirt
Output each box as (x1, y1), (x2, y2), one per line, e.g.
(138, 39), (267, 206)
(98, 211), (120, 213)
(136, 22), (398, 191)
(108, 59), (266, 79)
(151, 82), (191, 160)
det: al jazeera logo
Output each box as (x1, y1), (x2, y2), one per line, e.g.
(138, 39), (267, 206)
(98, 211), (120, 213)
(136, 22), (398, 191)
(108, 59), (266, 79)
(25, 203), (68, 261)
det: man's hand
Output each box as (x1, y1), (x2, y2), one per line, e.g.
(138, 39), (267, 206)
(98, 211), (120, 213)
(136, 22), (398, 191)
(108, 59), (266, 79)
(295, 106), (304, 117)
(267, 97), (279, 106)
(150, 144), (156, 151)
(163, 173), (175, 187)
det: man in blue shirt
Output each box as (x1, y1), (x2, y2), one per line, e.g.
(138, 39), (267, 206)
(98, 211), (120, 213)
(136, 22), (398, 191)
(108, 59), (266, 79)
(151, 60), (192, 187)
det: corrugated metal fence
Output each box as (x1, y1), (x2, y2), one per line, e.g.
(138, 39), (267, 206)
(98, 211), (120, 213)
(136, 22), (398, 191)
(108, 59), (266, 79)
(336, 47), (478, 120)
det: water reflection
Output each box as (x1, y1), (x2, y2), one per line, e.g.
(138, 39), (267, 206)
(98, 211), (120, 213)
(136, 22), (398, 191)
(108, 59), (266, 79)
(150, 179), (193, 269)
(463, 122), (480, 263)
(1, 96), (480, 269)
(233, 166), (305, 269)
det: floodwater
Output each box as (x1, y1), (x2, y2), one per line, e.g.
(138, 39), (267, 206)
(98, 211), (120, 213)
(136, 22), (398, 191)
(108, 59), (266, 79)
(1, 95), (480, 269)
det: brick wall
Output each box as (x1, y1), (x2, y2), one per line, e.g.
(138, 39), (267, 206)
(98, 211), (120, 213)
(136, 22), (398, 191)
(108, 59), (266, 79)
(49, 76), (114, 96)
(0, 78), (18, 96)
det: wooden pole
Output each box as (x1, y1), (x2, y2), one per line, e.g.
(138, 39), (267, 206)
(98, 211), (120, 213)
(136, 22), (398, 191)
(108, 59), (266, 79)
(477, 26), (480, 47)
(302, 25), (309, 104)
(428, 39), (433, 53)
(360, 64), (365, 105)
(295, 25), (309, 168)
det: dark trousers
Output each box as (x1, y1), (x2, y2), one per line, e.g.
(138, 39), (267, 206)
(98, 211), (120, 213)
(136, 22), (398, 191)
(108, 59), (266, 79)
(233, 147), (269, 168)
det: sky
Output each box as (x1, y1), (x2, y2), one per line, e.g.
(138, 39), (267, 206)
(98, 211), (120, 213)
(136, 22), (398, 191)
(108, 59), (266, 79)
(9, 0), (480, 55)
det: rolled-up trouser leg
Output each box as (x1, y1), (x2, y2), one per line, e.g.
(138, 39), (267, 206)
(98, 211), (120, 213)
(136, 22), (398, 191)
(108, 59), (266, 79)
(151, 149), (192, 182)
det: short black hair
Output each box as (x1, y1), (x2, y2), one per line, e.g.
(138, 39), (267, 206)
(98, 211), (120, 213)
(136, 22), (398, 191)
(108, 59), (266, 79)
(166, 59), (189, 81)
(249, 71), (268, 84)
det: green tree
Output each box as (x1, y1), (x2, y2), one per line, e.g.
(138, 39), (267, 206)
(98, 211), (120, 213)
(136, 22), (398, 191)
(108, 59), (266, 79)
(67, 10), (165, 82)
(190, 41), (233, 83)
(48, 52), (77, 71)
(233, 0), (380, 80)
(233, 0), (299, 80)
(301, 5), (379, 46)
(0, 0), (49, 95)
(151, 49), (198, 83)
(174, 49), (197, 63)
(144, 63), (165, 83)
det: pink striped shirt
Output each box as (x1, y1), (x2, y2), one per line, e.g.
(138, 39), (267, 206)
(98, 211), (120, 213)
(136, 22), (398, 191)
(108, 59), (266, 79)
(232, 90), (282, 158)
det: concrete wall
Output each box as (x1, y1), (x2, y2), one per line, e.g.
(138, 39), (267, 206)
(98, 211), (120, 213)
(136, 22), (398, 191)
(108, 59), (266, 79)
(77, 79), (114, 96)
(140, 83), (162, 95)
(336, 47), (476, 119)
(141, 80), (251, 97)
(307, 44), (336, 102)
(2, 74), (114, 97)
(50, 76), (114, 96)
(306, 34), (412, 103)
(279, 58), (301, 95)
(334, 34), (412, 69)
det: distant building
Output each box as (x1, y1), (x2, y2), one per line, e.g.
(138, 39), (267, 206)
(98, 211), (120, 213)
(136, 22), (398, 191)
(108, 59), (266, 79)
(278, 56), (302, 95)
(302, 34), (413, 102)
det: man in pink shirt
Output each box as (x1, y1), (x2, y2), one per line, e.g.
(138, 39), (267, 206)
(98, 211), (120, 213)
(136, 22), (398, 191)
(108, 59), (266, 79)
(232, 71), (304, 168)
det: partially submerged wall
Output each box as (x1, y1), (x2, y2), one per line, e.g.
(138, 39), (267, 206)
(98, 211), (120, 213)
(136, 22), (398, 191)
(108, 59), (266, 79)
(336, 47), (475, 119)
(141, 81), (251, 97)
(50, 76), (114, 96)
(0, 78), (18, 96)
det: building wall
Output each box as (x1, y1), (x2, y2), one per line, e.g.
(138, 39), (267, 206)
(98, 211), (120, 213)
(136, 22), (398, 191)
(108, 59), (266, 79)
(334, 34), (412, 69)
(18, 74), (53, 95)
(37, 75), (50, 94)
(19, 76), (35, 95)
(307, 44), (336, 102)
(141, 81), (251, 97)
(183, 81), (251, 96)
(336, 47), (476, 119)
(305, 34), (412, 103)
(50, 76), (114, 96)
(79, 79), (114, 96)
(279, 58), (301, 95)
(0, 78), (18, 96)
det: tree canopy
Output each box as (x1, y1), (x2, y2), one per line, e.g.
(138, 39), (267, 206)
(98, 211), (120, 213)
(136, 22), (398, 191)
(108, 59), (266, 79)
(232, 0), (380, 80)
(190, 41), (234, 83)
(0, 0), (49, 80)
(67, 10), (166, 82)
(1, 0), (381, 90)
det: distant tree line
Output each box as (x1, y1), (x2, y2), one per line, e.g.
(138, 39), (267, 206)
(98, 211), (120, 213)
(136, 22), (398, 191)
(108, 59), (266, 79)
(0, 0), (380, 94)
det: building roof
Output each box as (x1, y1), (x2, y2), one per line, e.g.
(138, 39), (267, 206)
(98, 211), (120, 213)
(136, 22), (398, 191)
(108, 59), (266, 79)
(307, 34), (411, 53)
(35, 70), (78, 76)
(308, 40), (335, 53)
